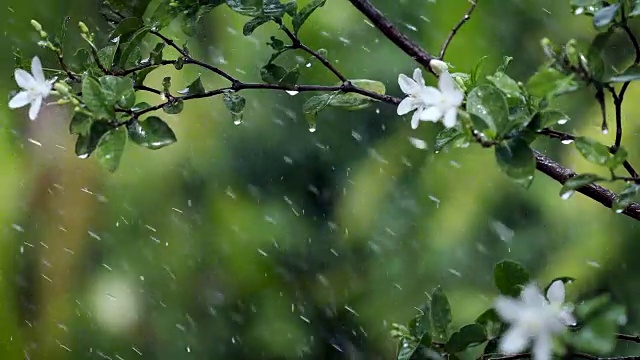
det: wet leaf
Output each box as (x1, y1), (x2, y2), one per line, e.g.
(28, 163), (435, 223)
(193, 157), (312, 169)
(127, 117), (177, 149)
(593, 4), (620, 29)
(560, 173), (606, 199)
(75, 121), (112, 159)
(243, 16), (271, 36)
(466, 84), (507, 133)
(574, 137), (611, 166)
(494, 260), (530, 297)
(292, 0), (326, 34)
(162, 99), (184, 114)
(95, 127), (127, 172)
(495, 138), (535, 188)
(178, 76), (206, 96)
(445, 324), (487, 353)
(430, 286), (451, 341)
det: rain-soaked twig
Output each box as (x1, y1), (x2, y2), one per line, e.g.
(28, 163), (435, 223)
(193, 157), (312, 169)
(347, 0), (435, 74)
(440, 0), (479, 59)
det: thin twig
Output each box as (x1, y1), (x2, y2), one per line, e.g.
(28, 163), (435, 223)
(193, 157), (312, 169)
(538, 128), (576, 142)
(439, 0), (478, 59)
(278, 21), (348, 82)
(149, 30), (237, 83)
(617, 333), (640, 343)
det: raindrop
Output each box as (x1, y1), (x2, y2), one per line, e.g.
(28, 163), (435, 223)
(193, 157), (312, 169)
(233, 119), (242, 126)
(308, 124), (317, 133)
(286, 90), (299, 96)
(561, 139), (574, 145)
(560, 190), (575, 200)
(587, 260), (601, 268)
(556, 118), (568, 125)
(305, 62), (312, 68)
(602, 128), (609, 135)
(408, 137), (427, 149)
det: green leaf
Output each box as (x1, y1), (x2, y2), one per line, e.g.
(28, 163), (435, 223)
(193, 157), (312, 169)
(408, 303), (432, 343)
(95, 127), (127, 172)
(593, 4), (620, 29)
(118, 26), (151, 68)
(486, 72), (523, 99)
(268, 36), (285, 51)
(574, 137), (611, 166)
(223, 91), (246, 124)
(162, 99), (184, 114)
(328, 79), (385, 110)
(292, 0), (326, 34)
(494, 260), (530, 297)
(608, 64), (640, 83)
(631, 0), (640, 17)
(82, 76), (114, 119)
(613, 184), (640, 213)
(302, 93), (336, 126)
(150, 42), (165, 64)
(69, 112), (93, 135)
(445, 324), (487, 353)
(495, 138), (535, 188)
(587, 30), (613, 81)
(430, 287), (451, 342)
(127, 117), (177, 149)
(109, 17), (144, 40)
(178, 76), (206, 96)
(225, 0), (286, 17)
(434, 127), (463, 152)
(96, 45), (118, 73)
(560, 173), (606, 199)
(527, 67), (579, 99)
(528, 110), (570, 130)
(466, 85), (508, 133)
(99, 75), (136, 109)
(243, 16), (271, 35)
(134, 65), (159, 86)
(260, 63), (288, 84)
(75, 121), (112, 159)
(475, 309), (502, 339)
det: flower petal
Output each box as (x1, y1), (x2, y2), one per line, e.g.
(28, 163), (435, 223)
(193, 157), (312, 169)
(419, 87), (442, 104)
(411, 109), (422, 129)
(559, 309), (577, 327)
(28, 96), (42, 120)
(8, 91), (31, 109)
(397, 97), (419, 115)
(499, 325), (530, 354)
(15, 69), (36, 89)
(442, 108), (458, 128)
(494, 297), (523, 323)
(412, 68), (425, 88)
(31, 56), (45, 83)
(398, 73), (420, 95)
(521, 284), (546, 307)
(419, 106), (442, 122)
(546, 280), (565, 305)
(532, 333), (552, 360)
(439, 71), (464, 105)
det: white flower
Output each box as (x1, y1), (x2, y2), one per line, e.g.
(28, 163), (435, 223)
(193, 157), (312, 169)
(397, 68), (464, 129)
(9, 56), (56, 120)
(494, 281), (576, 360)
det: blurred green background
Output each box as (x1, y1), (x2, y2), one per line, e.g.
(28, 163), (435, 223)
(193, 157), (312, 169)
(2, 0), (640, 359)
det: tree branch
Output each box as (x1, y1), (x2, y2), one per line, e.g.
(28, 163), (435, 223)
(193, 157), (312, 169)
(347, 0), (435, 74)
(440, 0), (478, 59)
(534, 150), (640, 221)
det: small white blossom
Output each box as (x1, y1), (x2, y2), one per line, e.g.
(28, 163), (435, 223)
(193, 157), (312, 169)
(397, 68), (463, 130)
(9, 56), (56, 120)
(494, 281), (576, 360)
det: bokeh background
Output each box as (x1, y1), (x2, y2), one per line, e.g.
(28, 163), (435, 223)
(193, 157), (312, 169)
(2, 0), (640, 359)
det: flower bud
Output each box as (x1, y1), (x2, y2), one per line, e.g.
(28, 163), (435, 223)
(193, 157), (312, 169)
(78, 21), (90, 34)
(30, 20), (43, 32)
(429, 59), (449, 76)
